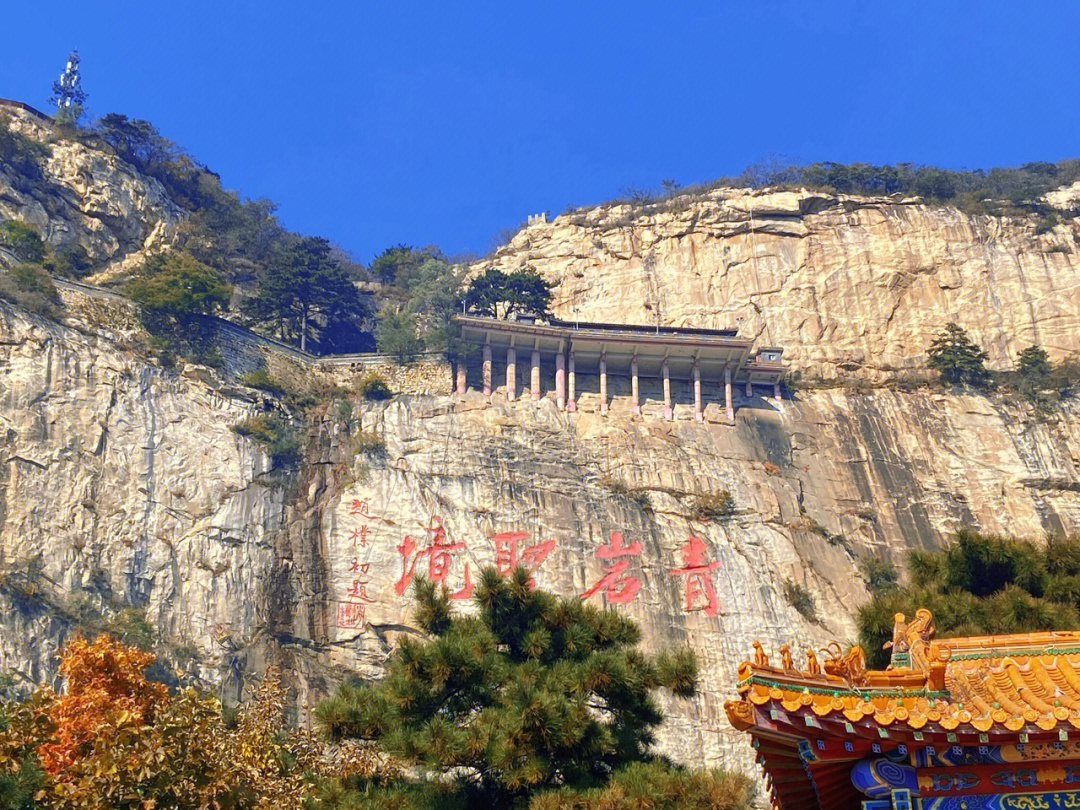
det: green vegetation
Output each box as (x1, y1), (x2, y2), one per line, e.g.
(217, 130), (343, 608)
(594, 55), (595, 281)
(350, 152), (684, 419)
(0, 113), (51, 181)
(239, 367), (286, 395)
(0, 760), (43, 810)
(370, 244), (441, 285)
(375, 308), (424, 362)
(244, 235), (369, 353)
(998, 344), (1080, 410)
(628, 158), (1080, 219)
(0, 221), (45, 264)
(106, 606), (154, 651)
(860, 556), (899, 596)
(41, 243), (92, 279)
(782, 580), (818, 624)
(314, 568), (751, 810)
(232, 414), (301, 467)
(927, 322), (990, 386)
(359, 372), (393, 401)
(0, 259), (61, 318)
(692, 490), (736, 522)
(462, 267), (553, 320)
(125, 251), (231, 365)
(95, 114), (295, 283)
(858, 530), (1080, 668)
(0, 216), (92, 308)
(334, 398), (353, 424)
(372, 246), (464, 362)
(349, 430), (386, 456)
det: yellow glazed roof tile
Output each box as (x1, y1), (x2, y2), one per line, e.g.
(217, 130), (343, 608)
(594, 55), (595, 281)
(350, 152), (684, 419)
(731, 610), (1080, 736)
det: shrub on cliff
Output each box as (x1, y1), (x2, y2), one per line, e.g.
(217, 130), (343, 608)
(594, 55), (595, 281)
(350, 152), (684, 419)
(692, 490), (735, 522)
(233, 414), (301, 467)
(0, 221), (46, 264)
(858, 530), (1080, 668)
(927, 322), (990, 387)
(783, 580), (818, 624)
(359, 372), (393, 400)
(314, 568), (750, 810)
(125, 251), (231, 366)
(0, 114), (51, 181)
(240, 367), (287, 395)
(0, 262), (61, 318)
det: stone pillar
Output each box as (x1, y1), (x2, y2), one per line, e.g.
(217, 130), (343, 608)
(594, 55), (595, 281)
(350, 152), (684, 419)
(531, 349), (541, 400)
(555, 352), (566, 410)
(599, 354), (607, 414)
(724, 364), (734, 424)
(774, 380), (782, 400)
(456, 357), (466, 395)
(662, 358), (672, 420)
(746, 380), (753, 398)
(506, 347), (516, 401)
(482, 343), (492, 396)
(631, 356), (640, 415)
(567, 351), (577, 412)
(693, 359), (702, 422)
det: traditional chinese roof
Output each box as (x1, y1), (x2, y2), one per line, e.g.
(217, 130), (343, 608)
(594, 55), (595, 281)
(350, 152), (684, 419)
(725, 610), (1080, 810)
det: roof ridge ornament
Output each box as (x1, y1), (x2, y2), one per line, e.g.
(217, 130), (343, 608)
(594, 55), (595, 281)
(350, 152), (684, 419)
(887, 608), (937, 670)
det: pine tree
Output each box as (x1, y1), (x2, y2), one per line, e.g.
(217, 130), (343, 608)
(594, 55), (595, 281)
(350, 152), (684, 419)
(462, 268), (553, 320)
(927, 322), (990, 386)
(858, 530), (1080, 668)
(1017, 345), (1051, 382)
(245, 236), (368, 353)
(315, 567), (719, 808)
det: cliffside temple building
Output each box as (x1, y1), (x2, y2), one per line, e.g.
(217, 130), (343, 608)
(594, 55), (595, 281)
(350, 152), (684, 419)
(725, 610), (1080, 810)
(452, 314), (785, 421)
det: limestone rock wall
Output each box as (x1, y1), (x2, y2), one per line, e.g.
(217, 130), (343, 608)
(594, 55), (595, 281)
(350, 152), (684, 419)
(473, 189), (1080, 380)
(4, 125), (1080, 776)
(0, 105), (183, 275)
(2, 298), (1079, 773)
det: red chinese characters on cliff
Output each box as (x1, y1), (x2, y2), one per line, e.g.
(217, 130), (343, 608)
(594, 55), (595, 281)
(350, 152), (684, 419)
(349, 498), (374, 518)
(580, 532), (643, 604)
(492, 531), (556, 588)
(669, 535), (721, 617)
(336, 602), (366, 629)
(395, 516), (474, 600)
(337, 499), (377, 630)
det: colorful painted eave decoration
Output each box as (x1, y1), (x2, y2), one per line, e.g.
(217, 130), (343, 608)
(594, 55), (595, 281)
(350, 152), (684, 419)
(727, 612), (1080, 739)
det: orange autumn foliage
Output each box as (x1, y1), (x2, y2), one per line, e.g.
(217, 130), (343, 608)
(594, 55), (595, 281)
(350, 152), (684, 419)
(37, 633), (169, 774)
(0, 631), (401, 809)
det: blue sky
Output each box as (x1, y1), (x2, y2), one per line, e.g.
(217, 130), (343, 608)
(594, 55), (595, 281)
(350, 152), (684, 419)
(4, 1), (1078, 261)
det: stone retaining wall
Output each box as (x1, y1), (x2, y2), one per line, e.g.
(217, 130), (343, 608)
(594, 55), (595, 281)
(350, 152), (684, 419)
(52, 278), (452, 395)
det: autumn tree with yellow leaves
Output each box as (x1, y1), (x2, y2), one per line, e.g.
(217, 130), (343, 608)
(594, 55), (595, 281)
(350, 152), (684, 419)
(0, 634), (392, 810)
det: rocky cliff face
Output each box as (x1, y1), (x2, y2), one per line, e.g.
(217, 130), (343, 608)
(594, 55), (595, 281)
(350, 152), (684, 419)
(0, 106), (182, 274)
(2, 295), (1079, 773)
(2, 141), (1080, 775)
(474, 188), (1080, 380)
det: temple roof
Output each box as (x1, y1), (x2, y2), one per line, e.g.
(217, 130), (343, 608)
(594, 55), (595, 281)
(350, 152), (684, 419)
(725, 611), (1080, 810)
(728, 614), (1080, 736)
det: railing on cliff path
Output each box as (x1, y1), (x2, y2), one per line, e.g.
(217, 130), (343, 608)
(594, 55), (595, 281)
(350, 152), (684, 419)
(49, 276), (437, 369)
(0, 98), (52, 121)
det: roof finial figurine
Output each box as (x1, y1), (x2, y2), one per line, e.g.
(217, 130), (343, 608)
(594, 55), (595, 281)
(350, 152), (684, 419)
(805, 648), (820, 675)
(752, 639), (768, 668)
(779, 644), (794, 671)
